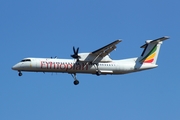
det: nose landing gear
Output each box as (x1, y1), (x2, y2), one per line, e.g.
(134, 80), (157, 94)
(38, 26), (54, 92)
(18, 71), (22, 76)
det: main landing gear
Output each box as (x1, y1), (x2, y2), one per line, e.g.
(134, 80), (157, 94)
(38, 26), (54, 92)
(71, 73), (79, 85)
(93, 63), (101, 76)
(18, 71), (22, 76)
(74, 80), (79, 85)
(96, 70), (101, 76)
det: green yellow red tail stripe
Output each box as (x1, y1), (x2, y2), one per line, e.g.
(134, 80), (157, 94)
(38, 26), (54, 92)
(140, 45), (157, 63)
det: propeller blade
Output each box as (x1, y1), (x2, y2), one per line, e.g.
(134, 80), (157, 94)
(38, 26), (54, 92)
(73, 46), (76, 54)
(76, 47), (79, 54)
(71, 46), (80, 59)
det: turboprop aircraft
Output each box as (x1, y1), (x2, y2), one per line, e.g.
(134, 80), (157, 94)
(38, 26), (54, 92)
(12, 36), (169, 85)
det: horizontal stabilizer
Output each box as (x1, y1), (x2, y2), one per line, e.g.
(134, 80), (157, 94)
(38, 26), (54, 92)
(141, 36), (169, 48)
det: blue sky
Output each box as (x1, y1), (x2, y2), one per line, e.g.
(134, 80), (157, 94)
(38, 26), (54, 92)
(1, 0), (180, 120)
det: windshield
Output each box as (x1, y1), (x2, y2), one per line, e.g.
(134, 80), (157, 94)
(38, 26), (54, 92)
(20, 59), (31, 62)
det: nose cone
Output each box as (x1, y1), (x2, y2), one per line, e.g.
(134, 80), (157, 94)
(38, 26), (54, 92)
(12, 63), (20, 70)
(12, 65), (17, 70)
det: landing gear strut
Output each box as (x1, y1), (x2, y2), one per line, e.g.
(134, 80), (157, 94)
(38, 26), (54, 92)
(18, 71), (22, 76)
(93, 63), (101, 76)
(71, 73), (79, 85)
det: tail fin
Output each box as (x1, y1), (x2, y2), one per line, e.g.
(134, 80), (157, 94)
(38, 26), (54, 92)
(138, 36), (169, 64)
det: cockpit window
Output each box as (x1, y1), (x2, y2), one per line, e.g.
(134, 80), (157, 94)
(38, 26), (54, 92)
(20, 59), (31, 62)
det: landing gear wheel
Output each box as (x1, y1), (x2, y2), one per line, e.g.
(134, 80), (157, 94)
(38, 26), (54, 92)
(73, 80), (79, 85)
(96, 71), (101, 76)
(18, 72), (22, 76)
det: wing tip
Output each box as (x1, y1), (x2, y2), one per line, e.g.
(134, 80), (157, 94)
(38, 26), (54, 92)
(163, 36), (170, 39)
(116, 39), (122, 43)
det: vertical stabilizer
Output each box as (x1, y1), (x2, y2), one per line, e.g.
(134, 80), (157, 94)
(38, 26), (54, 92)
(138, 36), (169, 64)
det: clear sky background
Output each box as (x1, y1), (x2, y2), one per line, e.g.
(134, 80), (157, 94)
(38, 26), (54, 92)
(0, 0), (179, 120)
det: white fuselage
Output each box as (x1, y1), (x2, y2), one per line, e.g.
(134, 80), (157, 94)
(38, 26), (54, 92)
(12, 57), (158, 75)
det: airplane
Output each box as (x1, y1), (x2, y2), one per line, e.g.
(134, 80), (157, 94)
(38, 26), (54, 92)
(12, 36), (169, 85)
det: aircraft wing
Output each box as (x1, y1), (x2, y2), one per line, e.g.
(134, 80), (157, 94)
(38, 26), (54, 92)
(90, 40), (122, 58)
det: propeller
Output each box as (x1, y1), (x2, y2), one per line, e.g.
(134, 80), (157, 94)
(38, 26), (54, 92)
(71, 46), (81, 59)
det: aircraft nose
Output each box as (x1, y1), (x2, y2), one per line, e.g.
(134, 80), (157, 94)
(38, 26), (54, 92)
(12, 64), (20, 70)
(12, 65), (17, 70)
